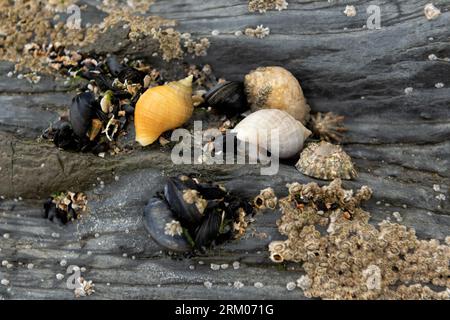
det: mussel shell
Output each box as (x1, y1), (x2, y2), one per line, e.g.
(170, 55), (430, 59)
(204, 81), (247, 116)
(81, 71), (114, 92)
(143, 197), (191, 252)
(196, 183), (227, 200)
(50, 120), (79, 150)
(163, 177), (203, 228)
(123, 104), (135, 115)
(106, 55), (125, 77)
(106, 55), (146, 84)
(118, 68), (146, 85)
(194, 211), (222, 248)
(70, 92), (97, 138)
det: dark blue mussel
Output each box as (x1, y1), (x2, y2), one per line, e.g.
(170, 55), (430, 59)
(143, 197), (191, 252)
(44, 120), (79, 150)
(106, 55), (146, 85)
(70, 92), (98, 138)
(164, 177), (203, 228)
(144, 176), (254, 251)
(204, 81), (248, 117)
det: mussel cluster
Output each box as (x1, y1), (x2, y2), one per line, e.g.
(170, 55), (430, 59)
(143, 176), (254, 252)
(43, 55), (158, 154)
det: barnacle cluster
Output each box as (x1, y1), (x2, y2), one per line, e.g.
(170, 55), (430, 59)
(151, 28), (184, 61)
(151, 29), (211, 61)
(268, 180), (450, 299)
(74, 277), (95, 298)
(343, 5), (357, 17)
(245, 25), (271, 39)
(182, 33), (211, 58)
(310, 112), (348, 143)
(254, 187), (278, 210)
(0, 1), (173, 72)
(248, 0), (288, 13)
(44, 191), (88, 224)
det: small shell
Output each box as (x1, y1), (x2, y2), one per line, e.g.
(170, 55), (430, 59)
(424, 3), (441, 20)
(135, 76), (193, 146)
(296, 141), (357, 180)
(244, 66), (311, 124)
(232, 109), (311, 159)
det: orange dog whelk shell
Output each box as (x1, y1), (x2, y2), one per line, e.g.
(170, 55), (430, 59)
(244, 66), (311, 124)
(135, 75), (194, 146)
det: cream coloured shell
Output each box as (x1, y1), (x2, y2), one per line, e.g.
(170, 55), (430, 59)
(296, 141), (357, 180)
(244, 66), (311, 124)
(231, 109), (311, 159)
(135, 76), (193, 146)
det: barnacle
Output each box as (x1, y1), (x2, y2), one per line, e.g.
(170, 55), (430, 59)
(343, 5), (357, 17)
(310, 112), (348, 143)
(248, 0), (288, 13)
(254, 187), (278, 210)
(164, 220), (183, 237)
(267, 180), (450, 300)
(74, 277), (95, 298)
(244, 25), (271, 39)
(182, 189), (208, 214)
(424, 3), (441, 20)
(233, 208), (249, 239)
(296, 141), (357, 180)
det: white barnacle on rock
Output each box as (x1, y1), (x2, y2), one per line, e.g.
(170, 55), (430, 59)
(164, 220), (183, 237)
(74, 277), (95, 298)
(404, 87), (414, 95)
(296, 275), (312, 291)
(424, 3), (441, 20)
(343, 5), (357, 17)
(362, 265), (382, 290)
(286, 282), (297, 291)
(275, 0), (288, 11)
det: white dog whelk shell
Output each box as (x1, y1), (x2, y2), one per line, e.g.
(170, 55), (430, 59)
(296, 141), (357, 180)
(232, 109), (312, 159)
(244, 66), (311, 124)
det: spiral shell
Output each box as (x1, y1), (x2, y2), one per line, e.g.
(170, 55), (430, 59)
(232, 109), (311, 159)
(135, 76), (194, 146)
(244, 66), (311, 124)
(296, 141), (357, 180)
